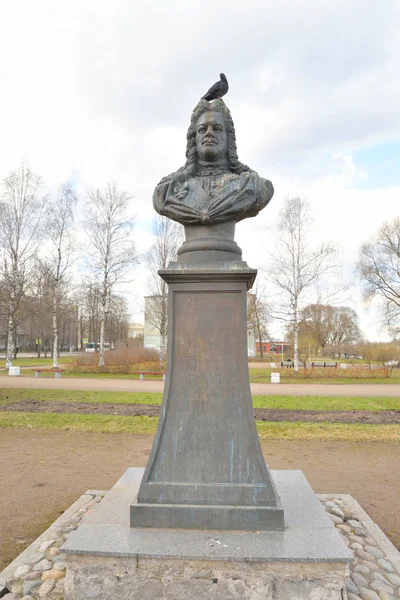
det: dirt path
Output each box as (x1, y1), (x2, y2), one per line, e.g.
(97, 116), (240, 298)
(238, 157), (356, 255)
(0, 430), (399, 571)
(2, 400), (400, 424)
(1, 376), (400, 396)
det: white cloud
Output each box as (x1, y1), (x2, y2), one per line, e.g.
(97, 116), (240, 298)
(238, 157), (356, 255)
(0, 0), (399, 338)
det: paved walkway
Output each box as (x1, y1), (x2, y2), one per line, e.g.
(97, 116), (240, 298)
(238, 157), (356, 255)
(0, 376), (399, 396)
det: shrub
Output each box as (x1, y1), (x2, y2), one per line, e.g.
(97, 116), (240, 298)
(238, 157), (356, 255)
(66, 347), (161, 374)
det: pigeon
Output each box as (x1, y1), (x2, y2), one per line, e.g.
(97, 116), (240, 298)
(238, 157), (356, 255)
(201, 73), (229, 101)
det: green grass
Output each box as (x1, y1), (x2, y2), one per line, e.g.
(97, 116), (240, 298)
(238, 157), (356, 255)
(0, 389), (163, 405)
(0, 357), (71, 368)
(1, 389), (399, 411)
(0, 411), (399, 440)
(249, 366), (400, 384)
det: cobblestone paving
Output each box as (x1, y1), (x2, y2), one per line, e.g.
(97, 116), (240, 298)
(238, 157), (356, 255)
(1, 492), (399, 599)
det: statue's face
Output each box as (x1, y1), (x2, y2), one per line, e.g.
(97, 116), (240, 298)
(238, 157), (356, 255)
(195, 111), (228, 162)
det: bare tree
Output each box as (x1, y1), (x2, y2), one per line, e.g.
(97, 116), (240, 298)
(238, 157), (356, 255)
(0, 161), (48, 367)
(146, 216), (183, 362)
(247, 287), (270, 359)
(84, 182), (137, 367)
(267, 197), (337, 371)
(299, 304), (361, 354)
(42, 183), (77, 368)
(358, 217), (400, 338)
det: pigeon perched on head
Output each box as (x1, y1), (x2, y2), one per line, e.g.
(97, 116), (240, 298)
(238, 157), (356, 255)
(201, 73), (229, 101)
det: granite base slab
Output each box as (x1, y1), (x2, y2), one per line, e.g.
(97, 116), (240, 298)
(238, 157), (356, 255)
(61, 468), (352, 599)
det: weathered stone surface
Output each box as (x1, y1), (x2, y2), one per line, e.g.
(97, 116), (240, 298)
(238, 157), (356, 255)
(377, 592), (395, 600)
(378, 559), (394, 573)
(329, 513), (344, 524)
(34, 559), (52, 572)
(359, 588), (380, 600)
(23, 571), (42, 581)
(22, 580), (41, 597)
(384, 572), (400, 586)
(38, 579), (55, 598)
(352, 572), (369, 588)
(38, 540), (55, 554)
(370, 579), (394, 594)
(274, 579), (343, 599)
(13, 564), (30, 579)
(366, 546), (384, 558)
(347, 577), (359, 594)
(356, 549), (376, 562)
(354, 565), (371, 575)
(41, 570), (65, 582)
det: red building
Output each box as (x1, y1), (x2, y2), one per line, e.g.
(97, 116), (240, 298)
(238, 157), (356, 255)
(256, 341), (290, 355)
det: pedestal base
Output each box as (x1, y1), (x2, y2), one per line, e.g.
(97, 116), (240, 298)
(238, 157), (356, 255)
(62, 468), (352, 600)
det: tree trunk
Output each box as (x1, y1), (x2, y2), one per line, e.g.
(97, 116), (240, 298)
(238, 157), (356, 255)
(6, 314), (14, 369)
(98, 312), (105, 368)
(52, 290), (59, 369)
(293, 307), (299, 372)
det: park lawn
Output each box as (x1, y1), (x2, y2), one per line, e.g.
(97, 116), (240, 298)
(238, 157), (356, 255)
(1, 389), (400, 411)
(0, 411), (399, 440)
(0, 369), (164, 380)
(249, 366), (400, 384)
(0, 357), (71, 369)
(0, 389), (163, 405)
(1, 367), (399, 384)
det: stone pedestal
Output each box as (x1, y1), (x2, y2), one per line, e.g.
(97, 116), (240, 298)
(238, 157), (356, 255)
(131, 261), (283, 531)
(62, 468), (352, 600)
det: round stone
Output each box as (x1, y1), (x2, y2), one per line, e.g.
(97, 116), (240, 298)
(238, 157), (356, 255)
(359, 588), (380, 600)
(38, 540), (55, 554)
(48, 547), (60, 559)
(23, 571), (42, 581)
(348, 594), (362, 600)
(350, 535), (366, 545)
(21, 596), (35, 600)
(378, 559), (394, 573)
(385, 573), (400, 586)
(346, 578), (359, 594)
(34, 559), (52, 572)
(370, 579), (394, 595)
(338, 524), (352, 534)
(348, 520), (362, 528)
(377, 592), (395, 600)
(41, 570), (65, 582)
(328, 506), (345, 519)
(13, 564), (31, 579)
(365, 537), (378, 547)
(38, 579), (55, 598)
(53, 562), (66, 571)
(356, 549), (376, 562)
(352, 572), (369, 588)
(355, 528), (368, 537)
(351, 543), (364, 551)
(362, 561), (379, 573)
(365, 545), (384, 558)
(354, 565), (371, 575)
(2, 595), (16, 600)
(328, 513), (344, 524)
(22, 580), (42, 597)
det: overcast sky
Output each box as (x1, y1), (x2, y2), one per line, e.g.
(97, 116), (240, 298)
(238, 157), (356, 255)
(1, 0), (399, 340)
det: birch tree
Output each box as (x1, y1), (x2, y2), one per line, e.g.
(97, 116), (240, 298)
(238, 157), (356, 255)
(358, 217), (400, 337)
(44, 183), (77, 368)
(0, 161), (48, 367)
(84, 182), (137, 367)
(146, 216), (183, 363)
(267, 197), (337, 371)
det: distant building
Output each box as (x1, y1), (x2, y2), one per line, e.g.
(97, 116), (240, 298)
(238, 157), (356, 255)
(128, 322), (144, 339)
(144, 296), (164, 350)
(247, 327), (256, 356)
(256, 341), (290, 355)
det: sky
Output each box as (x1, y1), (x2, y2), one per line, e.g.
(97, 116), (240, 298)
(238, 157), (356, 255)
(0, 0), (399, 341)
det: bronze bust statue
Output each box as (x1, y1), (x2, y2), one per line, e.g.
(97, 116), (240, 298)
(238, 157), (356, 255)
(153, 99), (274, 262)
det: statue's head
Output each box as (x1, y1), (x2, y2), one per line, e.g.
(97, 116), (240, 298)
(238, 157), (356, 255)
(181, 100), (251, 176)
